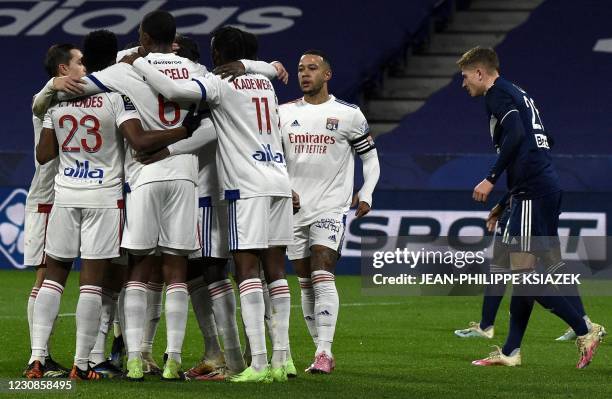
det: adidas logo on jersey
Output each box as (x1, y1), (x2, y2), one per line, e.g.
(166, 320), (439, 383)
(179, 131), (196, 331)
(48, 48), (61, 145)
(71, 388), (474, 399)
(328, 234), (337, 242)
(64, 160), (104, 183)
(291, 120), (300, 127)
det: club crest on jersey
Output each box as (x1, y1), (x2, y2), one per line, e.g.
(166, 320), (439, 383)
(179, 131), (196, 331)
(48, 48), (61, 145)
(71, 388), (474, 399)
(326, 117), (339, 131)
(64, 160), (104, 184)
(291, 120), (300, 127)
(252, 144), (285, 164)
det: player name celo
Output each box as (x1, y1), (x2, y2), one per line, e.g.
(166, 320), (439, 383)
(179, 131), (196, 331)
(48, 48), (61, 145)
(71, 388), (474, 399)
(371, 273), (582, 286)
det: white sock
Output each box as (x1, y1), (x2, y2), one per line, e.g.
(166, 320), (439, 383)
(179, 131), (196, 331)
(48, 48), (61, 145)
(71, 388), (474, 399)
(30, 280), (63, 365)
(188, 278), (221, 360)
(299, 277), (318, 347)
(27, 287), (39, 349)
(268, 279), (291, 368)
(238, 279), (267, 371)
(312, 271), (339, 357)
(262, 278), (274, 339)
(140, 281), (163, 354)
(89, 289), (116, 366)
(208, 279), (244, 371)
(114, 288), (125, 338)
(165, 283), (189, 364)
(124, 282), (147, 361)
(75, 285), (103, 371)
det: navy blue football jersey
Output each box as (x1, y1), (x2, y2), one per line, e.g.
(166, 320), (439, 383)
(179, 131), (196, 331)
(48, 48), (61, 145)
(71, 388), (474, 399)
(485, 77), (560, 199)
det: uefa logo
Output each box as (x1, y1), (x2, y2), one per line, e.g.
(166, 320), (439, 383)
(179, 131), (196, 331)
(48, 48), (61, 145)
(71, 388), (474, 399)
(0, 189), (27, 269)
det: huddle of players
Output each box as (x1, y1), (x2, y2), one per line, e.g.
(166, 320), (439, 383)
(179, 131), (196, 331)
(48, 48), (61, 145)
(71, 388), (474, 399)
(23, 10), (380, 383)
(452, 47), (605, 369)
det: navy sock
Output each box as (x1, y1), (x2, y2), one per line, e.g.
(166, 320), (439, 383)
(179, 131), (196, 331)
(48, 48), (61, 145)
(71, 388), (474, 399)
(564, 295), (586, 319)
(502, 293), (534, 356)
(535, 295), (588, 336)
(480, 282), (507, 330)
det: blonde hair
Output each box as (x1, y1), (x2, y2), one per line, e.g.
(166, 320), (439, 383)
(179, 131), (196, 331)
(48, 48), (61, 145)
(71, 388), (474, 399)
(456, 47), (499, 73)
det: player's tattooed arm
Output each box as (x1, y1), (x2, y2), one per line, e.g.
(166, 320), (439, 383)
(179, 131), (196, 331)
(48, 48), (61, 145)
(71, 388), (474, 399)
(36, 128), (59, 165)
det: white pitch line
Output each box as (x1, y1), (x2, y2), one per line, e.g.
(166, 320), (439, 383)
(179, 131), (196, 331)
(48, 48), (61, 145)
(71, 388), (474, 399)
(0, 302), (404, 320)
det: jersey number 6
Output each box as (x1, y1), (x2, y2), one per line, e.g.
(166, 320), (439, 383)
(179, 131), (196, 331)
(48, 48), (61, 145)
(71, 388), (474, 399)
(158, 94), (181, 126)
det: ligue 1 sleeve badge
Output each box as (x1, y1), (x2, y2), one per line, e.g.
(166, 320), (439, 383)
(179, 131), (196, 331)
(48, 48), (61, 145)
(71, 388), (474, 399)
(326, 117), (339, 131)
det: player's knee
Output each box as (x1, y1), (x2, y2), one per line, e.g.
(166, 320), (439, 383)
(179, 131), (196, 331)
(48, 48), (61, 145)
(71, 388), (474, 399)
(510, 252), (537, 272)
(310, 245), (338, 271)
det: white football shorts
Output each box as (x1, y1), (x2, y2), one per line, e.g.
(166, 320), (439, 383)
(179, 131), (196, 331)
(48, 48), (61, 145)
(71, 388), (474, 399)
(122, 180), (201, 255)
(287, 211), (347, 260)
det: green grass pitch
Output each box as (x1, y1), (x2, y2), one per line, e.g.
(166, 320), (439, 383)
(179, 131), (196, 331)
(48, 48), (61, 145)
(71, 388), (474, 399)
(0, 270), (610, 398)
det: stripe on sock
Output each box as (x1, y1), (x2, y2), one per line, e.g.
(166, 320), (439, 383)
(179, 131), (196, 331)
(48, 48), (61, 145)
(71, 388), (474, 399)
(147, 282), (164, 292)
(239, 279), (262, 296)
(125, 281), (148, 292)
(208, 280), (234, 299)
(41, 280), (64, 295)
(167, 283), (188, 294)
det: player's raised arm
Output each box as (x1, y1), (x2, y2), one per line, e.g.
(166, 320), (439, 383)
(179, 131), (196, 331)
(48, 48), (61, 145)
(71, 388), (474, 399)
(127, 56), (203, 102)
(31, 68), (121, 118)
(214, 59), (289, 84)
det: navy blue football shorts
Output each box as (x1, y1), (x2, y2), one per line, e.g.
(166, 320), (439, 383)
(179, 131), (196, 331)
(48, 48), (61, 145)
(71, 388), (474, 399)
(502, 191), (562, 253)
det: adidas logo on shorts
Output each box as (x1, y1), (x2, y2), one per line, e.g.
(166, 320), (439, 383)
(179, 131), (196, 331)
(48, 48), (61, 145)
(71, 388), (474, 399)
(328, 234), (337, 242)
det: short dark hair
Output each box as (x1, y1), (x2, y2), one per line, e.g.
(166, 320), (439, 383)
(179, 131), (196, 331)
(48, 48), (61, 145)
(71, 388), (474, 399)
(211, 26), (247, 65)
(123, 41), (140, 50)
(82, 30), (117, 73)
(241, 31), (258, 60)
(303, 49), (331, 69)
(174, 34), (200, 63)
(43, 43), (77, 78)
(457, 46), (499, 72)
(141, 10), (176, 45)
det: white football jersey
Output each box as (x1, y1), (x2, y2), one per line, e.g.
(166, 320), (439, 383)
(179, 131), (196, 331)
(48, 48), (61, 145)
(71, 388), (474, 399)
(196, 139), (221, 201)
(26, 112), (58, 211)
(42, 93), (138, 208)
(280, 96), (374, 226)
(87, 53), (205, 189)
(196, 73), (291, 199)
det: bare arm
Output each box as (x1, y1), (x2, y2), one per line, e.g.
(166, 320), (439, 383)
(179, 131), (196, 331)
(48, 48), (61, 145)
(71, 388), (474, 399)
(167, 118), (216, 155)
(36, 128), (59, 165)
(119, 119), (188, 153)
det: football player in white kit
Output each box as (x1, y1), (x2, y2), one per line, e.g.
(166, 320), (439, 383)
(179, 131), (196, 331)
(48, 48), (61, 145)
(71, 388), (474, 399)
(26, 30), (199, 380)
(280, 50), (380, 374)
(128, 33), (292, 381)
(24, 43), (85, 378)
(31, 11), (209, 381)
(123, 26), (294, 383)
